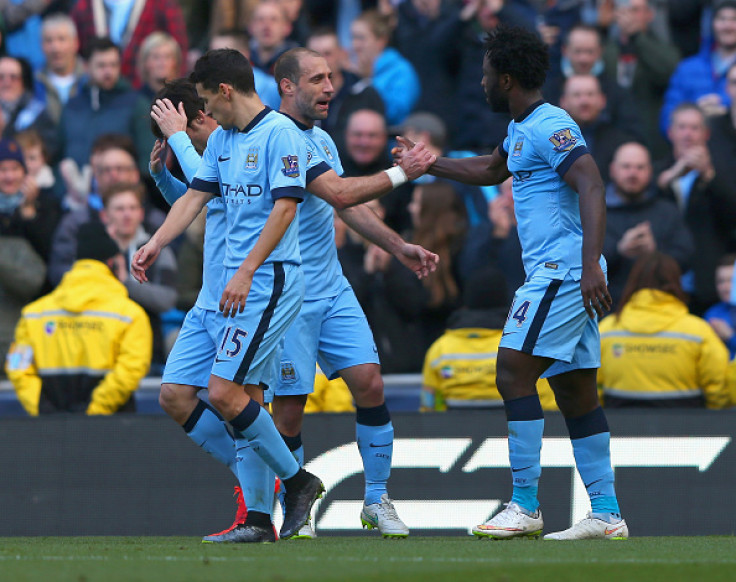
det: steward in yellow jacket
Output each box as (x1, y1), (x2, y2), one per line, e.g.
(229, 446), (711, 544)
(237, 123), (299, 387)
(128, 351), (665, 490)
(599, 289), (730, 408)
(5, 223), (152, 415)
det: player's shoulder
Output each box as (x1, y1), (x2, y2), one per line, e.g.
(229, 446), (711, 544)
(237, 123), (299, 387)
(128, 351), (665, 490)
(529, 103), (583, 151)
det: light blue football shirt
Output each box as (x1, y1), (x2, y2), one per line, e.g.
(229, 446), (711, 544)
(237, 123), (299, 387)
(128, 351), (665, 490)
(500, 101), (605, 280)
(281, 114), (346, 300)
(192, 107), (307, 269)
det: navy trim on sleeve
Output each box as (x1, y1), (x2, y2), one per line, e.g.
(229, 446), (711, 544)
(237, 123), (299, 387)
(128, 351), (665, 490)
(555, 145), (589, 178)
(191, 178), (221, 195)
(306, 161), (331, 184)
(498, 142), (509, 159)
(272, 185), (305, 202)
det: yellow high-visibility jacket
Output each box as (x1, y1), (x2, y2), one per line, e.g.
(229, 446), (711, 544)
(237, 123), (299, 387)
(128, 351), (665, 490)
(421, 327), (558, 411)
(599, 289), (730, 409)
(5, 260), (152, 415)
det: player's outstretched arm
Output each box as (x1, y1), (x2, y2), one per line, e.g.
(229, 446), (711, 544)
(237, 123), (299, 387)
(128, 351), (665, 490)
(132, 188), (211, 283)
(308, 141), (435, 209)
(394, 136), (510, 186)
(564, 153), (611, 319)
(337, 204), (439, 279)
(220, 197), (299, 318)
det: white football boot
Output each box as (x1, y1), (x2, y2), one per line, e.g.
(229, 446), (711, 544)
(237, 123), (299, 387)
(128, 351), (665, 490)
(544, 513), (628, 540)
(360, 494), (410, 538)
(473, 502), (544, 539)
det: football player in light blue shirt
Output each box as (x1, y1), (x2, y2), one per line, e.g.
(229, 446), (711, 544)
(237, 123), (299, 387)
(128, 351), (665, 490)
(397, 26), (627, 541)
(133, 49), (323, 544)
(269, 48), (439, 538)
(147, 72), (436, 540)
(148, 80), (248, 538)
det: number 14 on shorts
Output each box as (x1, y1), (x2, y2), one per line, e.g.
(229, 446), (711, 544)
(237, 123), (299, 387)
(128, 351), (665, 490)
(508, 300), (532, 327)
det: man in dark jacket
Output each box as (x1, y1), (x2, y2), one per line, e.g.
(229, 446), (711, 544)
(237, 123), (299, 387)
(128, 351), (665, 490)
(605, 142), (694, 307)
(58, 37), (149, 170)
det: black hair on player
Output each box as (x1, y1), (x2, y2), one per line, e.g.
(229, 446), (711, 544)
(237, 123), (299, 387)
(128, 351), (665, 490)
(483, 26), (549, 91)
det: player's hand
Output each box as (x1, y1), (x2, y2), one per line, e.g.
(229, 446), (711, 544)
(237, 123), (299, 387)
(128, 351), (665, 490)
(220, 268), (253, 318)
(391, 135), (416, 166)
(149, 139), (166, 175)
(396, 242), (439, 279)
(580, 261), (611, 319)
(398, 141), (436, 180)
(131, 241), (161, 283)
(150, 98), (188, 138)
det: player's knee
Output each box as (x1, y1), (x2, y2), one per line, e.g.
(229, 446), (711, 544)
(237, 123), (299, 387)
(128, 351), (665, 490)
(159, 383), (183, 413)
(350, 371), (384, 407)
(272, 396), (306, 435)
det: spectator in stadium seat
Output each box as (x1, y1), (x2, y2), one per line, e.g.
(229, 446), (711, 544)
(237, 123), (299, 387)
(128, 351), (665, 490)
(604, 142), (693, 308)
(134, 32), (183, 174)
(101, 181), (177, 369)
(0, 138), (62, 264)
(247, 0), (299, 75)
(58, 38), (150, 174)
(0, 137), (60, 367)
(704, 254), (736, 359)
(15, 129), (64, 202)
(5, 221), (152, 415)
(452, 0), (512, 152)
(341, 108), (412, 234)
(560, 74), (641, 184)
(350, 9), (420, 126)
(545, 24), (643, 143)
(0, 56), (60, 162)
(71, 0), (188, 88)
(35, 13), (86, 126)
(654, 103), (736, 315)
(389, 0), (466, 134)
(598, 252), (731, 409)
(364, 182), (467, 373)
(601, 0), (679, 158)
(306, 27), (385, 155)
(421, 265), (558, 412)
(49, 134), (165, 287)
(660, 1), (736, 135)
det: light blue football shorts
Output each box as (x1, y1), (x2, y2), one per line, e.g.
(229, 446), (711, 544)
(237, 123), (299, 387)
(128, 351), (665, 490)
(274, 276), (379, 396)
(162, 305), (223, 389)
(211, 262), (304, 388)
(499, 271), (601, 378)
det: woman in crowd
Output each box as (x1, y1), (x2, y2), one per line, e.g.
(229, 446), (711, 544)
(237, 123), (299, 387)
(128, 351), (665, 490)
(598, 252), (731, 409)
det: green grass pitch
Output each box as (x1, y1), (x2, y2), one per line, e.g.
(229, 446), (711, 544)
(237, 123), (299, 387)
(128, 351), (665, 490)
(1, 537), (735, 582)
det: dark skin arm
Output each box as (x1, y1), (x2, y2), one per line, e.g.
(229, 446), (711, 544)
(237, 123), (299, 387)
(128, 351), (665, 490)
(563, 152), (611, 319)
(395, 136), (512, 186)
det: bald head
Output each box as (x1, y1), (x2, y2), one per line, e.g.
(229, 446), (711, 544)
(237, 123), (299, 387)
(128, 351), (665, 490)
(610, 142), (652, 201)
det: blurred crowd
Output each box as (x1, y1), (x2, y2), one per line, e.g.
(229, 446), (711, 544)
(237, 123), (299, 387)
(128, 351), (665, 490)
(2, 0), (736, 412)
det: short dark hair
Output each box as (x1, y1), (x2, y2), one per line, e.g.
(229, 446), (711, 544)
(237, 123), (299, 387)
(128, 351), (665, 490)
(85, 36), (119, 60)
(91, 133), (138, 161)
(189, 49), (255, 95)
(483, 26), (549, 91)
(101, 181), (145, 208)
(150, 78), (205, 139)
(274, 48), (322, 96)
(563, 24), (602, 47)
